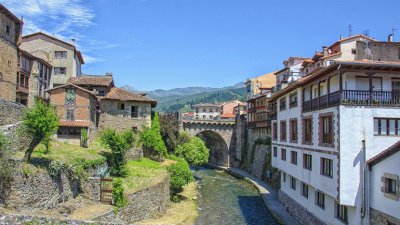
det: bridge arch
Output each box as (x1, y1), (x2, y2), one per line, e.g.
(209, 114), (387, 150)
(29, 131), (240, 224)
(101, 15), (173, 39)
(196, 130), (229, 166)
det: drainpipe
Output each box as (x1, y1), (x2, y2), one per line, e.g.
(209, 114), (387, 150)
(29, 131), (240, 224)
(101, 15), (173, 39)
(360, 140), (367, 224)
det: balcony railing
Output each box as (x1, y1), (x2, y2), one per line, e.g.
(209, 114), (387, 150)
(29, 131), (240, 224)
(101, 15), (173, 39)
(303, 90), (400, 112)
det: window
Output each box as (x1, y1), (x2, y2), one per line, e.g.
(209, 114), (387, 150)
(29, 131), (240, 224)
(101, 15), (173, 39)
(118, 103), (125, 110)
(273, 147), (277, 157)
(351, 48), (356, 55)
(316, 191), (325, 209)
(131, 106), (139, 118)
(203, 108), (206, 112)
(210, 108), (213, 112)
(321, 115), (333, 144)
(54, 67), (67, 75)
(289, 93), (297, 108)
(321, 158), (333, 177)
(282, 172), (286, 182)
(382, 174), (399, 201)
(336, 202), (348, 224)
(290, 119), (298, 142)
(66, 109), (75, 121)
(291, 151), (297, 165)
(203, 115), (206, 119)
(290, 177), (296, 190)
(280, 120), (287, 141)
(279, 97), (286, 111)
(281, 149), (286, 161)
(301, 183), (309, 198)
(385, 178), (397, 194)
(65, 89), (76, 105)
(5, 24), (10, 34)
(374, 118), (400, 136)
(55, 51), (67, 59)
(98, 90), (105, 96)
(273, 122), (278, 140)
(303, 154), (312, 170)
(303, 118), (312, 143)
(209, 115), (213, 119)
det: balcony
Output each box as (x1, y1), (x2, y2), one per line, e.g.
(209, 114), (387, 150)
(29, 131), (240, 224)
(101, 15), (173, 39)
(303, 90), (400, 112)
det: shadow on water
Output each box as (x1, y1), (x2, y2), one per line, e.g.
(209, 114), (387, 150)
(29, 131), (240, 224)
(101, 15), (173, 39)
(238, 195), (277, 225)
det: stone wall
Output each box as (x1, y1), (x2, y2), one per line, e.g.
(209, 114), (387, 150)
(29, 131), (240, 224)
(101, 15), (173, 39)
(1, 168), (80, 210)
(0, 214), (119, 225)
(0, 37), (19, 102)
(370, 208), (400, 225)
(0, 99), (25, 126)
(278, 190), (326, 225)
(99, 113), (150, 132)
(81, 177), (101, 202)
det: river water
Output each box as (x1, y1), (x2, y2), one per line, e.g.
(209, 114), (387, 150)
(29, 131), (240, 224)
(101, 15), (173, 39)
(193, 168), (278, 225)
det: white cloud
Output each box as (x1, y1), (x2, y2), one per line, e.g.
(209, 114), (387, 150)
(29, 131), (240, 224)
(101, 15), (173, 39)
(83, 54), (104, 64)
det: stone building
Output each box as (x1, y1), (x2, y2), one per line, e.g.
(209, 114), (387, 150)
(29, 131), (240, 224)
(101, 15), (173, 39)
(99, 87), (156, 131)
(0, 4), (22, 101)
(17, 49), (52, 106)
(270, 35), (400, 225)
(69, 73), (114, 97)
(46, 83), (98, 145)
(20, 32), (84, 88)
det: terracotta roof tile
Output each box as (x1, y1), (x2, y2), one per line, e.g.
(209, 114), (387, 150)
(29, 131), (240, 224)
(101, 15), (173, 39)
(69, 75), (114, 87)
(101, 87), (157, 107)
(59, 120), (90, 127)
(221, 113), (236, 118)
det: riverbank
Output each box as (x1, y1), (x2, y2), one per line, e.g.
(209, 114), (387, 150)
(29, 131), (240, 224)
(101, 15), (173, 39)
(207, 164), (300, 225)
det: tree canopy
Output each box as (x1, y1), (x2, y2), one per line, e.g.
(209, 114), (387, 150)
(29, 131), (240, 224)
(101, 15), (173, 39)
(176, 136), (209, 166)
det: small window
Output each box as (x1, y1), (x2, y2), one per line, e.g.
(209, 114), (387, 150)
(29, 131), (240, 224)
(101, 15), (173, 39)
(374, 118), (400, 136)
(118, 103), (125, 110)
(321, 115), (333, 144)
(289, 93), (297, 108)
(301, 182), (309, 198)
(351, 48), (356, 54)
(316, 191), (325, 209)
(279, 97), (286, 111)
(303, 154), (312, 170)
(336, 202), (348, 224)
(273, 122), (278, 140)
(281, 149), (286, 161)
(5, 24), (10, 34)
(290, 177), (296, 190)
(273, 147), (277, 157)
(282, 172), (286, 182)
(65, 89), (76, 105)
(291, 151), (297, 165)
(54, 67), (67, 75)
(203, 108), (206, 112)
(55, 51), (67, 59)
(280, 120), (287, 141)
(290, 119), (298, 142)
(66, 109), (75, 121)
(303, 118), (312, 143)
(321, 158), (333, 178)
(98, 90), (105, 96)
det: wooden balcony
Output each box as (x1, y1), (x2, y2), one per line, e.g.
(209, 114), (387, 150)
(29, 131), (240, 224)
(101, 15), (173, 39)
(303, 90), (400, 112)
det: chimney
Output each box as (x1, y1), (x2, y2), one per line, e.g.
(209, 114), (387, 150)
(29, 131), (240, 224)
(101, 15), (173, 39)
(71, 38), (76, 46)
(322, 46), (328, 57)
(339, 35), (343, 40)
(388, 34), (393, 42)
(106, 72), (113, 77)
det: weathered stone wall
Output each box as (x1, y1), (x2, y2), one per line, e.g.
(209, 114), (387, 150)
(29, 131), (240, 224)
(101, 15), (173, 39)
(370, 208), (400, 225)
(0, 99), (25, 126)
(1, 168), (80, 210)
(278, 190), (326, 225)
(81, 177), (101, 202)
(0, 123), (32, 152)
(99, 113), (150, 132)
(0, 35), (19, 102)
(0, 214), (119, 225)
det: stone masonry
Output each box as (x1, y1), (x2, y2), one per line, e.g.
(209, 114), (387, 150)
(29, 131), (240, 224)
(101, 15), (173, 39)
(370, 208), (400, 225)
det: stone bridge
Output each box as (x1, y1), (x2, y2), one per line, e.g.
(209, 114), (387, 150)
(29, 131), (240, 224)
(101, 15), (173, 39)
(179, 119), (236, 167)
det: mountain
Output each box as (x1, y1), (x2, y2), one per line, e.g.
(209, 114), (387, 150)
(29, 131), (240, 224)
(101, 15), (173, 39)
(121, 82), (246, 112)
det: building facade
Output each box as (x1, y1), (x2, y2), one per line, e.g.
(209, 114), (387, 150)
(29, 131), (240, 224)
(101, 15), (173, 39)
(20, 32), (84, 88)
(0, 4), (22, 101)
(193, 103), (223, 120)
(270, 35), (400, 225)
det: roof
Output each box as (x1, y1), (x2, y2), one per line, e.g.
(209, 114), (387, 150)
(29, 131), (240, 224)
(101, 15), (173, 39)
(328, 34), (376, 49)
(192, 103), (223, 107)
(46, 83), (97, 97)
(221, 113), (236, 118)
(69, 75), (114, 87)
(367, 141), (400, 167)
(22, 32), (85, 64)
(321, 52), (342, 60)
(59, 120), (90, 128)
(0, 3), (22, 25)
(101, 87), (157, 107)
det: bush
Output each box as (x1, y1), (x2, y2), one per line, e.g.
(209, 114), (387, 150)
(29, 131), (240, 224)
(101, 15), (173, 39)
(101, 129), (135, 177)
(140, 113), (167, 159)
(21, 100), (59, 162)
(167, 158), (193, 195)
(81, 128), (89, 148)
(0, 132), (13, 194)
(176, 136), (209, 166)
(159, 114), (180, 153)
(112, 178), (127, 210)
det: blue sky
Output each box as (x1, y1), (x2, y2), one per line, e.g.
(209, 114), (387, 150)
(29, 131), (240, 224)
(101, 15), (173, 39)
(2, 0), (400, 91)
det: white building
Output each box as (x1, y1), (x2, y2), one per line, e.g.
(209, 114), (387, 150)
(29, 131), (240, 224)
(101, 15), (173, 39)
(193, 103), (223, 120)
(367, 142), (400, 225)
(270, 35), (400, 225)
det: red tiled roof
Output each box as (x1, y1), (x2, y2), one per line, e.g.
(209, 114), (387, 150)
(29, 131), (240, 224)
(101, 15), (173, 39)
(367, 141), (400, 167)
(59, 120), (90, 127)
(221, 113), (235, 118)
(69, 75), (114, 87)
(46, 83), (97, 97)
(101, 87), (157, 107)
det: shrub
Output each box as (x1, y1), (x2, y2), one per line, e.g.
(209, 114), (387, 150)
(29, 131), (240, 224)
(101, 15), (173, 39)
(81, 128), (89, 148)
(167, 158), (193, 195)
(0, 132), (13, 193)
(101, 129), (135, 177)
(21, 100), (59, 162)
(176, 136), (209, 166)
(112, 178), (127, 210)
(159, 114), (180, 153)
(140, 113), (167, 159)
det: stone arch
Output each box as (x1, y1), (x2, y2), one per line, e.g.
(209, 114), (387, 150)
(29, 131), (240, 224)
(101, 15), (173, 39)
(196, 130), (229, 166)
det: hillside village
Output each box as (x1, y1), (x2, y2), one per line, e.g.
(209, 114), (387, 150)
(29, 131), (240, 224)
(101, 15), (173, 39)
(0, 2), (400, 225)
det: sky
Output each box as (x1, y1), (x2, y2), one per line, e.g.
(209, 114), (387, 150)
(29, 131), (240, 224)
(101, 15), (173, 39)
(2, 0), (400, 91)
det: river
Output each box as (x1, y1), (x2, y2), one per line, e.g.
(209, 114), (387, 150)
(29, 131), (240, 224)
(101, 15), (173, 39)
(193, 168), (278, 225)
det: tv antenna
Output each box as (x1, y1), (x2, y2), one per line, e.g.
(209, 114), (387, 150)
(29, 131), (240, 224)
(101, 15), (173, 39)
(348, 25), (353, 37)
(392, 27), (398, 41)
(363, 30), (370, 37)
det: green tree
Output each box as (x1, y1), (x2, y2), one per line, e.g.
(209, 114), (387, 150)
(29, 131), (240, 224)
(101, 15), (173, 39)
(101, 129), (135, 177)
(176, 136), (209, 166)
(167, 157), (193, 195)
(0, 132), (13, 194)
(159, 114), (179, 153)
(140, 113), (167, 159)
(112, 178), (127, 210)
(21, 100), (59, 162)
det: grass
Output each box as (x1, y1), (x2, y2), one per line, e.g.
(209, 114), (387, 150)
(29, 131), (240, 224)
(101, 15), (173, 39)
(121, 158), (169, 194)
(136, 181), (199, 225)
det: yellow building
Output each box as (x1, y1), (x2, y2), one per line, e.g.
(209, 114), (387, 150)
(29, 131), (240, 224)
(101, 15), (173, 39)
(245, 71), (276, 100)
